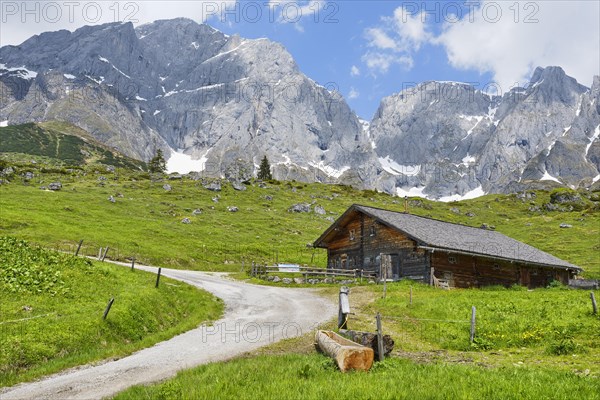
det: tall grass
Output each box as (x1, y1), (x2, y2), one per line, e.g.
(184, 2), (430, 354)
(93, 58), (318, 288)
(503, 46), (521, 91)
(114, 353), (600, 400)
(0, 237), (223, 387)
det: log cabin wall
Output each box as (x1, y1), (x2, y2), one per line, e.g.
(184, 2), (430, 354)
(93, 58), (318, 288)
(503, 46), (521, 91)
(430, 252), (572, 288)
(326, 213), (429, 280)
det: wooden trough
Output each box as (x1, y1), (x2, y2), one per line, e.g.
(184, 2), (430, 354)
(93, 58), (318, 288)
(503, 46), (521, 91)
(339, 329), (394, 359)
(315, 330), (374, 372)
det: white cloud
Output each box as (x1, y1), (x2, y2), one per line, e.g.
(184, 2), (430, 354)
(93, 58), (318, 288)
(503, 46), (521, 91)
(362, 6), (430, 75)
(0, 1), (237, 45)
(350, 65), (360, 77)
(267, 0), (325, 32)
(434, 1), (600, 89)
(348, 87), (360, 99)
(361, 52), (413, 75)
(365, 28), (398, 50)
(362, 1), (600, 88)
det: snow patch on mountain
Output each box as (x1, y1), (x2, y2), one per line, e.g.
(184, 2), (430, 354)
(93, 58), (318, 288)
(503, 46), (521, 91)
(438, 186), (485, 202)
(379, 156), (420, 176)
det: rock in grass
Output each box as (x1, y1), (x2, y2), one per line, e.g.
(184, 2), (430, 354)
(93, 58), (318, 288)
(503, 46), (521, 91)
(272, 276), (281, 283)
(289, 203), (311, 213)
(282, 278), (293, 284)
(204, 182), (222, 192)
(192, 209), (203, 215)
(181, 218), (191, 224)
(293, 278), (305, 284)
(108, 195), (116, 203)
(450, 207), (460, 214)
(231, 181), (247, 191)
(559, 223), (573, 228)
(163, 184), (172, 191)
(227, 206), (239, 212)
(314, 205), (326, 215)
(48, 182), (62, 191)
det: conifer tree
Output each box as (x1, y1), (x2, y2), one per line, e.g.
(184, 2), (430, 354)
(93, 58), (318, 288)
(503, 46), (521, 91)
(257, 155), (272, 180)
(149, 148), (166, 173)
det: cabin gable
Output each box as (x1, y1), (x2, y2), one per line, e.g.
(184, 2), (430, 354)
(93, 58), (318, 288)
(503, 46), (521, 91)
(324, 211), (430, 281)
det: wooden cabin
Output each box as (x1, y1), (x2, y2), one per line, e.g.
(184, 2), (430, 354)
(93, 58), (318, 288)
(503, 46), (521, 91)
(313, 205), (581, 289)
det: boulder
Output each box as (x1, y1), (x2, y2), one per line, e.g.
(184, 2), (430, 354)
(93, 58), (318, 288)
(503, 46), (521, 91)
(559, 223), (573, 228)
(314, 205), (326, 215)
(282, 278), (293, 284)
(181, 218), (191, 224)
(289, 203), (311, 213)
(227, 206), (239, 212)
(550, 191), (582, 204)
(293, 278), (305, 284)
(48, 182), (62, 191)
(163, 184), (172, 191)
(450, 207), (461, 214)
(24, 171), (34, 180)
(108, 195), (116, 203)
(231, 181), (247, 191)
(204, 182), (222, 192)
(192, 209), (203, 215)
(272, 276), (281, 283)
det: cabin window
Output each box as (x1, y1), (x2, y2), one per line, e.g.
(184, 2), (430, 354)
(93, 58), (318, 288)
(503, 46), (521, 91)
(369, 225), (376, 237)
(493, 263), (500, 270)
(448, 256), (457, 264)
(349, 229), (355, 241)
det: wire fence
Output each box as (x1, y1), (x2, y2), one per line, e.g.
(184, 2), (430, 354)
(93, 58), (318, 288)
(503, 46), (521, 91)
(48, 239), (327, 267)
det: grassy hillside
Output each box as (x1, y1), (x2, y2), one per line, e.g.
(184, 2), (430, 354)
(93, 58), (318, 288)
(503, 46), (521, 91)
(0, 236), (223, 387)
(114, 353), (600, 400)
(0, 160), (598, 278)
(0, 122), (146, 170)
(115, 279), (599, 399)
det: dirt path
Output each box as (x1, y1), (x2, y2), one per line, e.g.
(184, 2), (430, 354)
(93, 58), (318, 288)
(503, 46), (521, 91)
(1, 265), (336, 400)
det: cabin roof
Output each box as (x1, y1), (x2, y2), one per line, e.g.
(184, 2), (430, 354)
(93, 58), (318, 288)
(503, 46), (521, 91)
(313, 204), (581, 271)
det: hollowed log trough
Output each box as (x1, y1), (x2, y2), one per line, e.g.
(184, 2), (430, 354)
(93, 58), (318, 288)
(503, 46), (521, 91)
(315, 330), (374, 372)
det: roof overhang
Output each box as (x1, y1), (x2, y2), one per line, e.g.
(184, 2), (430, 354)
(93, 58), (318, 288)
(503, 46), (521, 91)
(418, 246), (583, 272)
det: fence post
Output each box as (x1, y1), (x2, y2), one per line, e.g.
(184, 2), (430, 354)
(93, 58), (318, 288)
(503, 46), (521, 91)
(470, 306), (476, 343)
(409, 286), (413, 305)
(75, 239), (84, 256)
(155, 267), (162, 288)
(338, 286), (350, 329)
(98, 247), (103, 260)
(376, 313), (384, 362)
(591, 292), (598, 315)
(101, 246), (110, 262)
(131, 257), (135, 271)
(103, 298), (115, 320)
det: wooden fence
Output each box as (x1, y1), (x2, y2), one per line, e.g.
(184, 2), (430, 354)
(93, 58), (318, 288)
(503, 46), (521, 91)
(249, 263), (378, 282)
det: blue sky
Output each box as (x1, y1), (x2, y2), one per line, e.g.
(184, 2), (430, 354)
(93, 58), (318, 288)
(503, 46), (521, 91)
(2, 1), (599, 119)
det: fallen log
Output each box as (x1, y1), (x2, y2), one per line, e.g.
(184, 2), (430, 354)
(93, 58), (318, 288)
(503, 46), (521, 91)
(338, 329), (395, 359)
(315, 330), (374, 372)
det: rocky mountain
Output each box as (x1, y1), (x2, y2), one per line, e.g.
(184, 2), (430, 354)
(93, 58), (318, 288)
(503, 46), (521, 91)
(0, 19), (375, 188)
(371, 66), (600, 199)
(0, 19), (598, 199)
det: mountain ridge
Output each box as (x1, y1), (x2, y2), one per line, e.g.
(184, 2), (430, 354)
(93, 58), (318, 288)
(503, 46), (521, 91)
(1, 19), (598, 198)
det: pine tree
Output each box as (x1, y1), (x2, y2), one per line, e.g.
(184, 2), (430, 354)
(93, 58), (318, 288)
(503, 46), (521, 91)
(257, 155), (272, 181)
(148, 148), (166, 173)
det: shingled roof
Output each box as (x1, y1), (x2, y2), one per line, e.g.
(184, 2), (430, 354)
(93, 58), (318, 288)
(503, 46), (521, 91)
(314, 204), (581, 271)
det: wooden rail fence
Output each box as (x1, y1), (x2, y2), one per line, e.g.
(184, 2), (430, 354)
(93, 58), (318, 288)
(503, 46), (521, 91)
(249, 263), (378, 282)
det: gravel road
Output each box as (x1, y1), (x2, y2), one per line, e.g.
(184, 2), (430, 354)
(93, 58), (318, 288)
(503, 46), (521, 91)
(1, 265), (336, 399)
